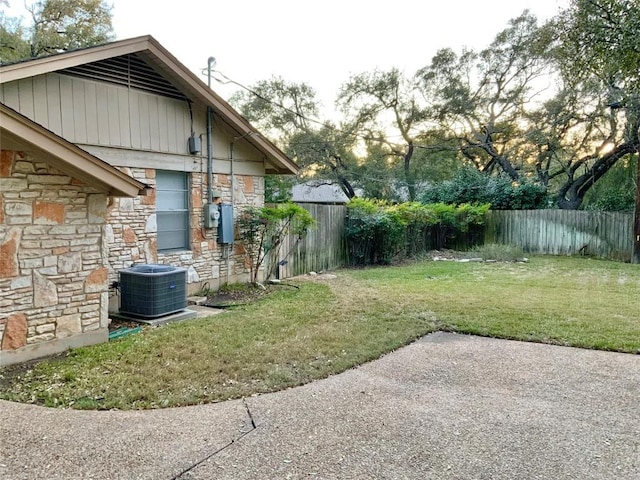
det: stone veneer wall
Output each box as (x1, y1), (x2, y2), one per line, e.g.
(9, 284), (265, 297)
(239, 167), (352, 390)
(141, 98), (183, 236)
(106, 168), (264, 310)
(0, 150), (110, 364)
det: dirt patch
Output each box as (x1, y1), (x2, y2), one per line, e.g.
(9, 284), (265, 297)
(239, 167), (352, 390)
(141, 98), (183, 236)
(0, 349), (70, 386)
(292, 273), (338, 281)
(427, 249), (466, 261)
(204, 282), (299, 308)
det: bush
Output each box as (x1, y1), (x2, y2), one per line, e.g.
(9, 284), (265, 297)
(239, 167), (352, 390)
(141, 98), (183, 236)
(345, 199), (490, 265)
(582, 156), (636, 212)
(419, 167), (548, 210)
(345, 199), (405, 265)
(237, 203), (315, 283)
(583, 190), (635, 212)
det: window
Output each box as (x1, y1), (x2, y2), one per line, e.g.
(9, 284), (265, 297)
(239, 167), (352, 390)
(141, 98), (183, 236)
(156, 170), (189, 251)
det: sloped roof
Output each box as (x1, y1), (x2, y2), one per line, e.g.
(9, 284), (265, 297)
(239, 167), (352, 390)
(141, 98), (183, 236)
(0, 103), (146, 197)
(0, 35), (298, 175)
(291, 181), (351, 204)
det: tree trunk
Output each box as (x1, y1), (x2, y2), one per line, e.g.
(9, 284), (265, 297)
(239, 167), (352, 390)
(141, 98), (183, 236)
(338, 177), (357, 199)
(557, 196), (583, 210)
(556, 181), (585, 210)
(633, 145), (640, 264)
(556, 142), (637, 210)
(404, 144), (415, 201)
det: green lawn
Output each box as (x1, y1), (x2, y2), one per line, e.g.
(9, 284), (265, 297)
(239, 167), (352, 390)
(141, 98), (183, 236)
(1, 256), (638, 410)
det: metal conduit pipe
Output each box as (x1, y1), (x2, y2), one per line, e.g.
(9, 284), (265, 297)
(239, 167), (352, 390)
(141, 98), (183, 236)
(206, 56), (216, 204)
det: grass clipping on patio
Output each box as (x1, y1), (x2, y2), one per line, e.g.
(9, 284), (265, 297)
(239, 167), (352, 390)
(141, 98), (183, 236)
(1, 256), (639, 410)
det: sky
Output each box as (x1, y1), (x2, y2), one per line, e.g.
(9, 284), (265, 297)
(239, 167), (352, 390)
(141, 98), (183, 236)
(5, 0), (568, 113)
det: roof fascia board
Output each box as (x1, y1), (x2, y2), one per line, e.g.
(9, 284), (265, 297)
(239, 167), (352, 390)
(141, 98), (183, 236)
(0, 36), (154, 84)
(142, 39), (297, 174)
(0, 35), (297, 175)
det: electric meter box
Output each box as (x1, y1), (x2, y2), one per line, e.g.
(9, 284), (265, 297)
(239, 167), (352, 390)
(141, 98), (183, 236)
(218, 203), (234, 244)
(203, 203), (220, 228)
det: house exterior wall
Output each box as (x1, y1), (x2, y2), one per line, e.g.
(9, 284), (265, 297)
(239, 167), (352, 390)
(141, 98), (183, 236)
(0, 150), (111, 365)
(106, 168), (265, 312)
(0, 73), (268, 169)
(1, 73), (195, 154)
(2, 72), (274, 311)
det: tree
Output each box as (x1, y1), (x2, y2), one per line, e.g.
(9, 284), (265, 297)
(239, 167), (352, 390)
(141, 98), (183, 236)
(229, 77), (319, 143)
(0, 7), (29, 62)
(416, 12), (553, 182)
(230, 77), (360, 201)
(582, 156), (637, 211)
(416, 8), (638, 212)
(553, 0), (640, 261)
(286, 127), (359, 199)
(0, 0), (113, 63)
(337, 68), (430, 201)
(348, 139), (404, 201)
(525, 74), (638, 209)
(237, 203), (315, 283)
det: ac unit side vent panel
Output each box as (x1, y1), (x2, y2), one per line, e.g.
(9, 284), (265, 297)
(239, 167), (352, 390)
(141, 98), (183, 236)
(119, 264), (187, 318)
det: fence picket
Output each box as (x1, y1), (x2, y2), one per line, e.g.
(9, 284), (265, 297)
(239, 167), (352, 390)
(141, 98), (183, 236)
(270, 207), (633, 280)
(485, 210), (633, 261)
(269, 204), (348, 278)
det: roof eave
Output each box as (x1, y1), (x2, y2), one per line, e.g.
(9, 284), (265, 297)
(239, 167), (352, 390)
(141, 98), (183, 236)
(0, 35), (155, 83)
(139, 39), (298, 175)
(0, 35), (299, 176)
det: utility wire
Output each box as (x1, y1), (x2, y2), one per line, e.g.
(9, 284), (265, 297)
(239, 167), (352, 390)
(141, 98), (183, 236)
(210, 70), (457, 153)
(209, 70), (546, 166)
(211, 70), (339, 131)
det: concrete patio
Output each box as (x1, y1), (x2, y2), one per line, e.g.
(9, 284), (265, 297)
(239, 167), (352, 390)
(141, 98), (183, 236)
(1, 332), (638, 479)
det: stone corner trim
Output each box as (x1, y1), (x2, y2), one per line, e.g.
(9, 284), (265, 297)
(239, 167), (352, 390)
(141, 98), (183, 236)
(0, 228), (21, 278)
(1, 313), (28, 350)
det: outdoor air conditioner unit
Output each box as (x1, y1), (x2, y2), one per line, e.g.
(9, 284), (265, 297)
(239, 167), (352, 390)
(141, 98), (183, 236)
(119, 264), (187, 318)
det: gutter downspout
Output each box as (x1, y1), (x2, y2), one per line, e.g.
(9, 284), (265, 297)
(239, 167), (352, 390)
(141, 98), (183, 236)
(230, 141), (235, 206)
(226, 141), (235, 285)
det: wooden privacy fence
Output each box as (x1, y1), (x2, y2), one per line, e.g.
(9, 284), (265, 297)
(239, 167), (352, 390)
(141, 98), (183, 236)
(270, 207), (633, 280)
(270, 204), (348, 279)
(484, 210), (634, 262)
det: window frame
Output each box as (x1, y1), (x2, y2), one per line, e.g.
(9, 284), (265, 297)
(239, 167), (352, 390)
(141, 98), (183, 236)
(156, 170), (190, 252)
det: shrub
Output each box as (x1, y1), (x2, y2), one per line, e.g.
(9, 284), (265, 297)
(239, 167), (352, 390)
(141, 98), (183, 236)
(345, 199), (405, 265)
(582, 156), (636, 212)
(237, 203), (315, 283)
(345, 199), (490, 265)
(583, 190), (635, 212)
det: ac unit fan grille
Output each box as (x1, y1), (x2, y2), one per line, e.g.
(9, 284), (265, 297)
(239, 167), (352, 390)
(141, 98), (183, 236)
(119, 265), (187, 318)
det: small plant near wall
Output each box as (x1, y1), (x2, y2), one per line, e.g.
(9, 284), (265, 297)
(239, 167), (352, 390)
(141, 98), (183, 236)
(238, 203), (315, 284)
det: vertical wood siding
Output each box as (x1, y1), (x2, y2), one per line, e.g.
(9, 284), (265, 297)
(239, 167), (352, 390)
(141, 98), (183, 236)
(1, 73), (197, 154)
(485, 210), (634, 261)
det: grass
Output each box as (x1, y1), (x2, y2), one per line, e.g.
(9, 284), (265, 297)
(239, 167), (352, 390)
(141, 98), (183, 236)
(1, 255), (639, 410)
(463, 242), (526, 261)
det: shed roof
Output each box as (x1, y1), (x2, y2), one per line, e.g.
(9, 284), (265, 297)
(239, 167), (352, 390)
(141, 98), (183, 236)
(0, 103), (147, 197)
(0, 35), (297, 175)
(291, 182), (351, 204)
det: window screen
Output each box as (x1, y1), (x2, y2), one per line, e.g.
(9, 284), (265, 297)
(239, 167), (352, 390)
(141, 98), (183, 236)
(156, 170), (189, 251)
